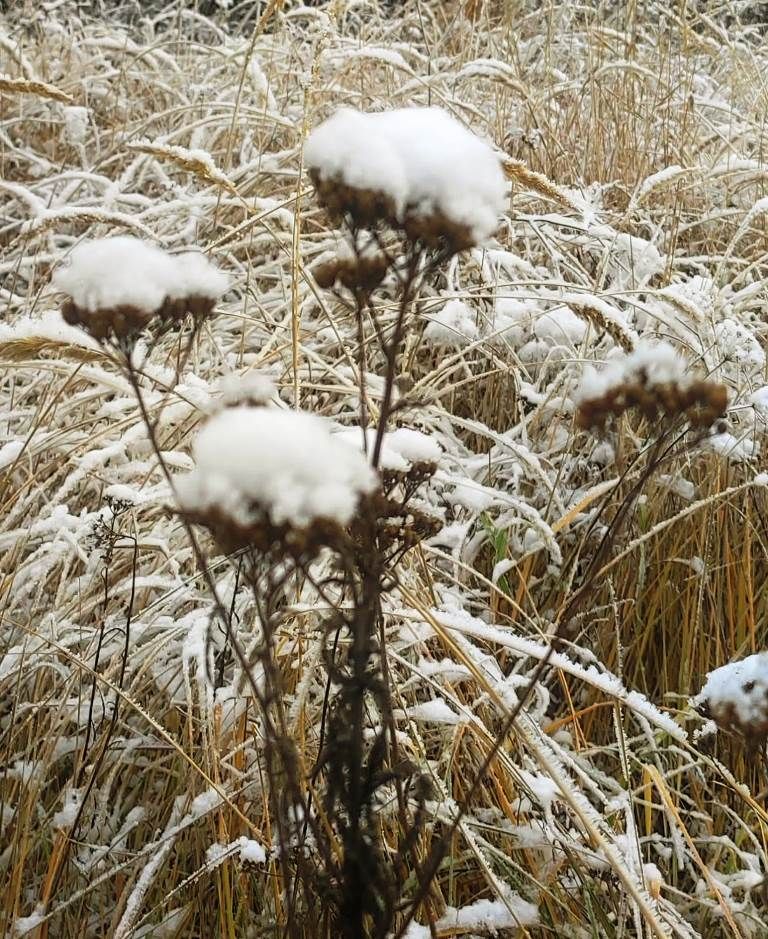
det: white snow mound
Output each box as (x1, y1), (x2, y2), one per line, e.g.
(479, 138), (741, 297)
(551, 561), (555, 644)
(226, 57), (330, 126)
(178, 406), (379, 528)
(305, 107), (507, 243)
(53, 236), (228, 313)
(695, 651), (768, 731)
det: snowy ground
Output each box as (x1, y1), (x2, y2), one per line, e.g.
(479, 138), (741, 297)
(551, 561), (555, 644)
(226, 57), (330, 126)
(4, 1), (768, 937)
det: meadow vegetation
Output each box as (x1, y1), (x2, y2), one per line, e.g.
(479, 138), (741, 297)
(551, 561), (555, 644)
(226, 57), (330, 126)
(4, 1), (768, 936)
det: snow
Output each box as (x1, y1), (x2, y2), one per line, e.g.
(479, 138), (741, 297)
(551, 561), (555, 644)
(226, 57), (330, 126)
(404, 697), (466, 725)
(591, 440), (615, 466)
(236, 836), (267, 864)
(189, 788), (223, 817)
(657, 474), (696, 501)
(492, 298), (540, 345)
(63, 105), (89, 147)
(104, 483), (145, 505)
(178, 407), (379, 528)
(335, 425), (441, 471)
(0, 309), (99, 349)
(751, 386), (768, 413)
(52, 236), (228, 313)
(492, 558), (515, 583)
(7, 759), (45, 785)
(400, 924), (430, 939)
(447, 479), (497, 513)
(305, 107), (507, 243)
(423, 299), (479, 347)
(0, 440), (23, 469)
(165, 251), (229, 301)
(536, 307), (587, 344)
(703, 430), (757, 462)
(53, 236), (180, 313)
(334, 427), (408, 472)
(52, 787), (83, 828)
(386, 427), (442, 463)
(519, 769), (560, 813)
(13, 906), (46, 937)
(412, 657), (472, 683)
(578, 340), (690, 402)
(218, 371), (277, 407)
(435, 891), (539, 932)
(643, 862), (664, 898)
(695, 652), (768, 734)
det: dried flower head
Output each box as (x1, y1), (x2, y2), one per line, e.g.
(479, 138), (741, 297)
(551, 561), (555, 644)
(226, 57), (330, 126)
(177, 407), (379, 557)
(311, 252), (390, 293)
(309, 171), (400, 230)
(694, 653), (768, 749)
(53, 236), (228, 342)
(305, 107), (507, 250)
(576, 342), (728, 431)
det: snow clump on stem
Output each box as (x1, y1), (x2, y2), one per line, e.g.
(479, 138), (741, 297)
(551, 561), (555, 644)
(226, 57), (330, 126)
(53, 235), (228, 340)
(305, 106), (508, 251)
(576, 340), (728, 430)
(694, 652), (768, 747)
(177, 406), (379, 551)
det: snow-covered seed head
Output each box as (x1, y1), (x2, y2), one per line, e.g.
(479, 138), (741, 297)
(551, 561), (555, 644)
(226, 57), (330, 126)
(61, 297), (153, 341)
(53, 236), (228, 342)
(401, 208), (475, 254)
(576, 342), (728, 431)
(375, 456), (443, 555)
(176, 406), (380, 556)
(695, 653), (768, 749)
(305, 106), (507, 251)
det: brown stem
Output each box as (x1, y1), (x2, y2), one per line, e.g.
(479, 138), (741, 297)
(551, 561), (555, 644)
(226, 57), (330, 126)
(372, 250), (421, 469)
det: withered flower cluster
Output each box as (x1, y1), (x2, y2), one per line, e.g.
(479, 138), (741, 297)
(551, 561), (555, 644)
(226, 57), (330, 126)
(61, 291), (218, 342)
(183, 454), (441, 571)
(310, 176), (399, 231)
(577, 373), (728, 431)
(312, 250), (389, 294)
(705, 693), (768, 750)
(53, 237), (227, 345)
(308, 169), (477, 257)
(374, 460), (442, 556)
(182, 494), (371, 563)
(696, 654), (768, 753)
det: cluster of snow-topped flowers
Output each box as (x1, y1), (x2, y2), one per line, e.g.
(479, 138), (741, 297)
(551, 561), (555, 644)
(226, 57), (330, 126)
(53, 236), (228, 340)
(177, 406), (379, 553)
(576, 340), (728, 431)
(305, 106), (507, 251)
(694, 652), (768, 746)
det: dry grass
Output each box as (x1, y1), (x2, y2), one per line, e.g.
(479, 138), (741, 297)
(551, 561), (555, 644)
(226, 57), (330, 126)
(3, 1), (768, 936)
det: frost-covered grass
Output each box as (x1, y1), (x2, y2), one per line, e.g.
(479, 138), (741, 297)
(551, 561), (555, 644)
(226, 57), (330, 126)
(4, 1), (768, 936)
